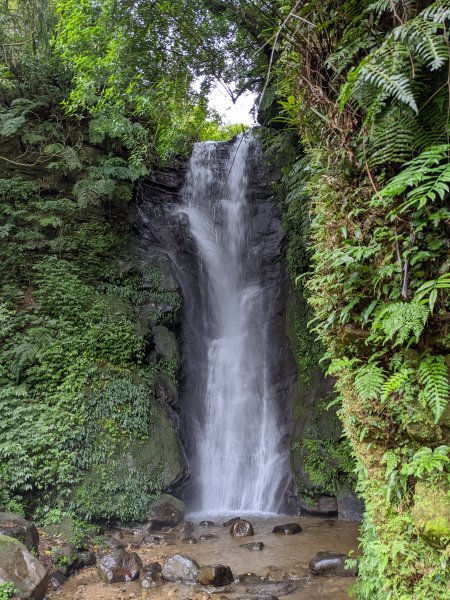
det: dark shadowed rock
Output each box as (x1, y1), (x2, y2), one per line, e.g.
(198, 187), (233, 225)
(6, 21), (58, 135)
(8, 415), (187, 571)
(75, 550), (96, 568)
(104, 537), (125, 550)
(299, 496), (338, 516)
(230, 519), (254, 537)
(240, 541), (264, 551)
(0, 513), (39, 554)
(140, 562), (163, 589)
(199, 520), (215, 527)
(147, 494), (185, 527)
(97, 549), (142, 583)
(49, 572), (68, 590)
(223, 517), (240, 527)
(309, 552), (357, 577)
(161, 554), (199, 582)
(0, 534), (48, 599)
(197, 564), (234, 586)
(337, 488), (364, 522)
(199, 533), (218, 541)
(272, 523), (302, 535)
(51, 543), (78, 575)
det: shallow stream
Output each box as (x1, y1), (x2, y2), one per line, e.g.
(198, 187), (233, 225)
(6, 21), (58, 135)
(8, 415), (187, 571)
(51, 514), (359, 600)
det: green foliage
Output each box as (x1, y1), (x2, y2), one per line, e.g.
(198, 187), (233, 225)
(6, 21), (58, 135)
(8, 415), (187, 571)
(418, 356), (450, 423)
(0, 583), (15, 600)
(265, 0), (450, 597)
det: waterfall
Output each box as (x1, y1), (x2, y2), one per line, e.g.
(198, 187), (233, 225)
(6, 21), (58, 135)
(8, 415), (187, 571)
(178, 135), (291, 513)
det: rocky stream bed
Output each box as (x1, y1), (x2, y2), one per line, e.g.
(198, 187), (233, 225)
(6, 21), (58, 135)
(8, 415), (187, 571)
(0, 503), (360, 600)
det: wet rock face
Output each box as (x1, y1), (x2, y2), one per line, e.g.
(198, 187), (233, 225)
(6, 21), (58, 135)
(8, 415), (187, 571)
(197, 564), (234, 586)
(97, 550), (142, 583)
(230, 519), (254, 537)
(309, 552), (358, 577)
(0, 534), (48, 599)
(337, 488), (364, 522)
(299, 496), (338, 517)
(272, 523), (302, 535)
(147, 494), (185, 527)
(161, 554), (200, 583)
(0, 512), (39, 554)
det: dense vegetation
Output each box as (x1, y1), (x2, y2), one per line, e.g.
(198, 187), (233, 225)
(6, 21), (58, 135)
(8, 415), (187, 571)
(1, 1), (449, 598)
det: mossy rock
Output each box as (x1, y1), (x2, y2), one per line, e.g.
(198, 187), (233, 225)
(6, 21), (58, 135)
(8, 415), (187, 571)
(153, 325), (179, 360)
(74, 402), (186, 523)
(0, 535), (48, 599)
(411, 482), (450, 548)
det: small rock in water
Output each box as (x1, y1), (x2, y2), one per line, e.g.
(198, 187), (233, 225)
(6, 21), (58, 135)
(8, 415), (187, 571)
(199, 520), (215, 527)
(272, 523), (302, 535)
(199, 533), (218, 541)
(235, 572), (262, 584)
(161, 554), (200, 583)
(239, 541), (264, 551)
(172, 521), (195, 534)
(223, 516), (240, 527)
(230, 519), (254, 537)
(197, 564), (234, 586)
(181, 533), (198, 544)
(97, 549), (142, 583)
(309, 551), (358, 577)
(140, 562), (163, 589)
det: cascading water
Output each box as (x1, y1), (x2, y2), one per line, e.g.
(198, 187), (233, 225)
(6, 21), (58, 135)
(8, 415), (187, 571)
(178, 135), (292, 513)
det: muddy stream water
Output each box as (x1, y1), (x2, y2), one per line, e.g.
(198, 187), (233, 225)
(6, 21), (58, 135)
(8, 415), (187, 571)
(51, 515), (359, 600)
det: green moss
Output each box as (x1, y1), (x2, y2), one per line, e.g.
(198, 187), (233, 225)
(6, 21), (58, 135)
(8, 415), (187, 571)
(411, 482), (450, 549)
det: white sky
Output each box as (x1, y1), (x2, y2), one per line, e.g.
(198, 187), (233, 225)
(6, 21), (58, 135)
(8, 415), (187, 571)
(208, 84), (257, 125)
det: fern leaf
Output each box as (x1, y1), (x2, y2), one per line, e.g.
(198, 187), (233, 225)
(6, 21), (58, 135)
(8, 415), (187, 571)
(395, 17), (449, 71)
(418, 355), (450, 423)
(371, 301), (429, 347)
(354, 363), (386, 402)
(1, 115), (26, 137)
(380, 368), (413, 403)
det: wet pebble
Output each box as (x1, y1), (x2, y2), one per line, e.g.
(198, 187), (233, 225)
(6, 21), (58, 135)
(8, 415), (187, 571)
(199, 520), (215, 527)
(199, 533), (218, 541)
(239, 541), (264, 551)
(272, 523), (302, 535)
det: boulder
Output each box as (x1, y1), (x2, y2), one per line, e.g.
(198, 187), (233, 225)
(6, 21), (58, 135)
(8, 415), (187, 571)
(337, 488), (364, 522)
(140, 562), (163, 589)
(49, 572), (67, 590)
(97, 550), (142, 583)
(230, 519), (254, 537)
(147, 494), (185, 527)
(240, 541), (264, 551)
(309, 552), (357, 577)
(272, 523), (302, 535)
(0, 513), (39, 554)
(161, 554), (199, 583)
(197, 564), (233, 586)
(0, 534), (48, 599)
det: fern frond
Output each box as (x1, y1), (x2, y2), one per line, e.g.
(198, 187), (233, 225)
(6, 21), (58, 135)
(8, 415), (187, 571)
(371, 301), (429, 347)
(418, 355), (450, 422)
(395, 17), (449, 71)
(0, 114), (26, 137)
(73, 178), (116, 208)
(354, 363), (386, 402)
(380, 367), (413, 403)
